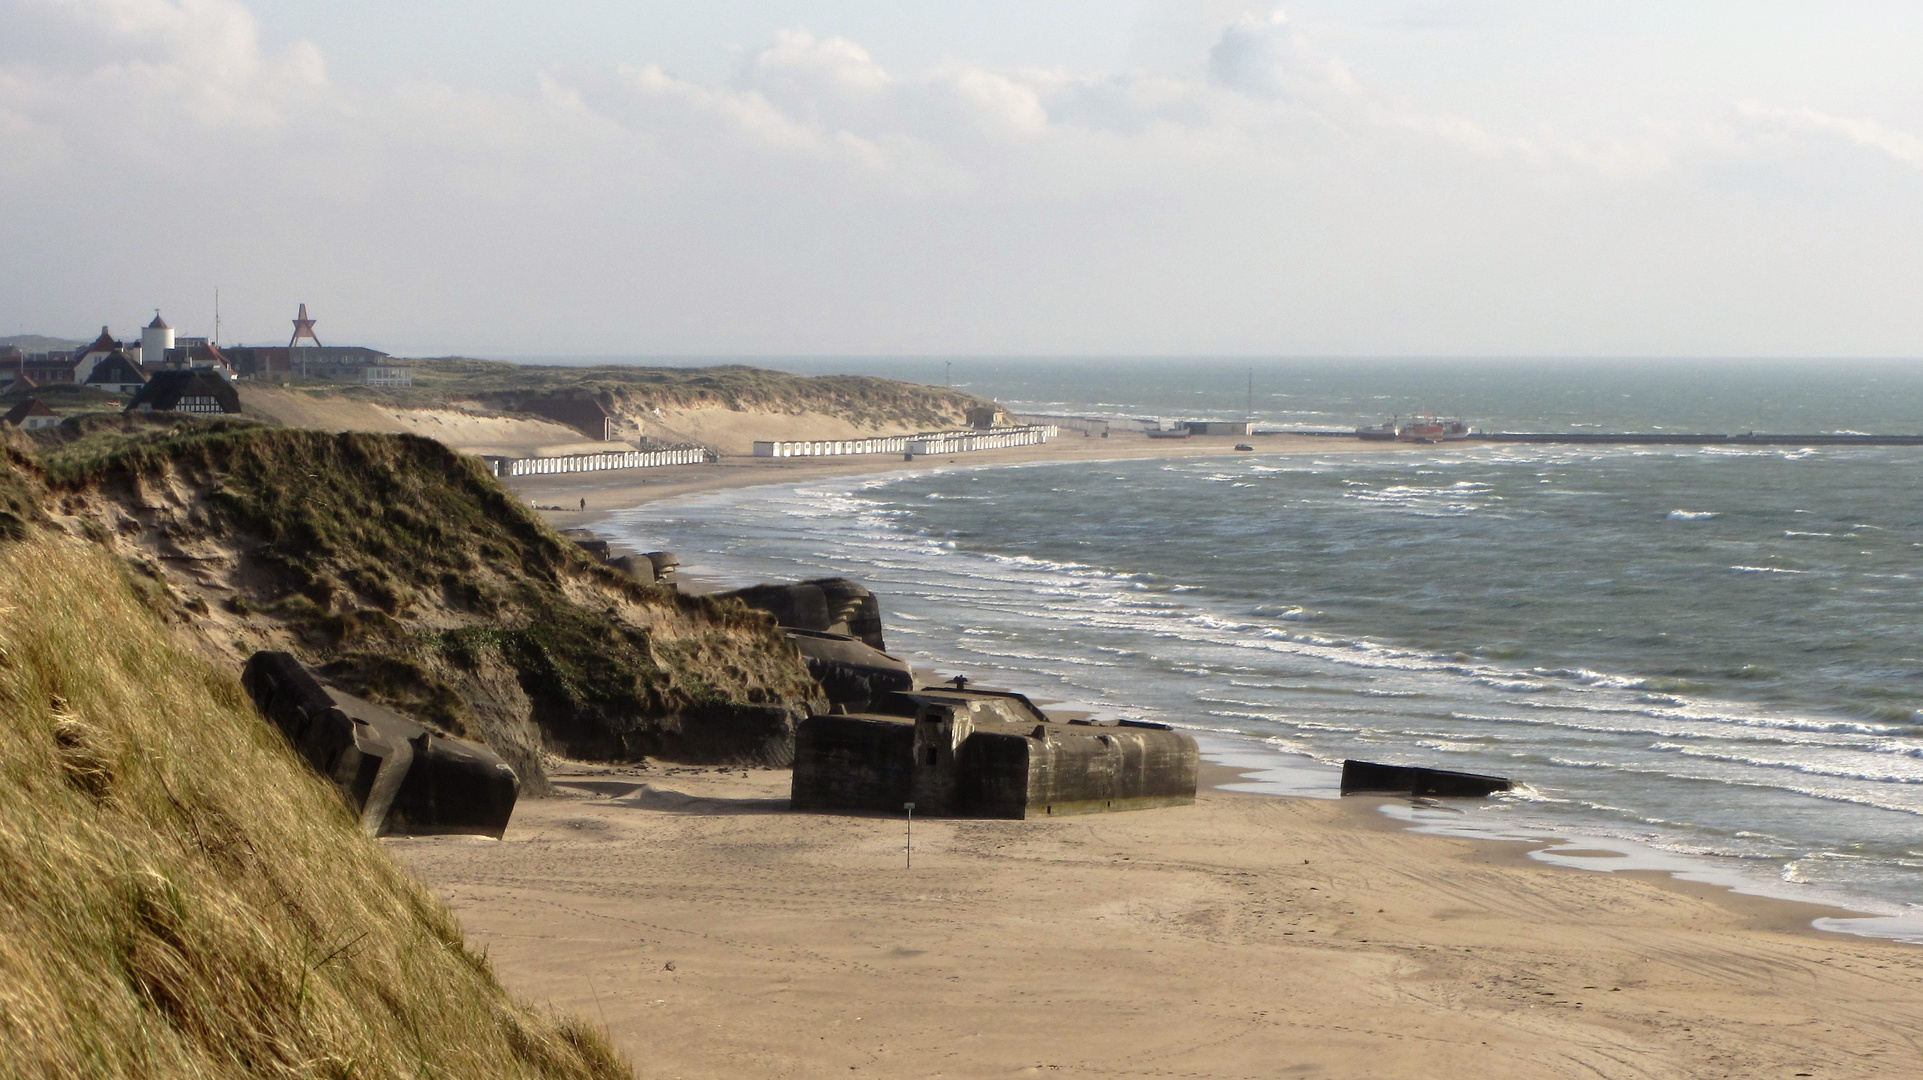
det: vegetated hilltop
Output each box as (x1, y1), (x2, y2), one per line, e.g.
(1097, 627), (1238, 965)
(284, 358), (999, 453)
(0, 513), (627, 1078)
(406, 358), (988, 427)
(20, 416), (825, 791)
(0, 333), (85, 353)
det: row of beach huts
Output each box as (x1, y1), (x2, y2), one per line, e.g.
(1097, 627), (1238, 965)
(480, 424), (1059, 478)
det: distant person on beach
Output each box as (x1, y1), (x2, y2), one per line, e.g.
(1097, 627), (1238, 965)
(579, 498), (586, 511)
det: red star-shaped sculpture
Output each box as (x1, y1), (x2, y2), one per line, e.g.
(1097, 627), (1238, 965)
(289, 303), (322, 347)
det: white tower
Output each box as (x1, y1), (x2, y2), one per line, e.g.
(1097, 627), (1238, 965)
(142, 311), (174, 369)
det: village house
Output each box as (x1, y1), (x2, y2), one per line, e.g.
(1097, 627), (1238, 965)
(81, 349), (148, 395)
(125, 369), (241, 414)
(2, 398), (60, 430)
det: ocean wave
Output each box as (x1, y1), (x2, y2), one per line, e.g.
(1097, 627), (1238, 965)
(1651, 742), (1923, 779)
(1667, 509), (1719, 521)
(1251, 603), (1314, 622)
(1533, 666), (1646, 690)
(1478, 678), (1553, 693)
(1730, 565), (1810, 575)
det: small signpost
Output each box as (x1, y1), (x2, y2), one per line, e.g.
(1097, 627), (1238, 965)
(903, 801), (915, 869)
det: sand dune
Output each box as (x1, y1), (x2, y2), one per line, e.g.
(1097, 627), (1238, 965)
(240, 385), (612, 457)
(239, 385), (961, 459)
(390, 766), (1923, 1079)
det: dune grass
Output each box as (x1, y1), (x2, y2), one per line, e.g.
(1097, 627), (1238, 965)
(0, 533), (630, 1079)
(36, 423), (821, 770)
(323, 357), (990, 430)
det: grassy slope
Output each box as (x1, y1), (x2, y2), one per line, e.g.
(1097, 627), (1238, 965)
(28, 419), (824, 783)
(0, 532), (628, 1080)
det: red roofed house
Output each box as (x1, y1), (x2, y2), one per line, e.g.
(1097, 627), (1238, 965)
(2, 398), (60, 431)
(71, 326), (122, 384)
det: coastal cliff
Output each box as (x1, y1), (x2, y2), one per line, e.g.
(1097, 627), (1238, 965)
(12, 418), (826, 789)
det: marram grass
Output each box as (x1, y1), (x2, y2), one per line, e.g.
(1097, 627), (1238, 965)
(0, 534), (629, 1080)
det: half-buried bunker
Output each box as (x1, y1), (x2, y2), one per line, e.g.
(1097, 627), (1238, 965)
(792, 688), (1198, 818)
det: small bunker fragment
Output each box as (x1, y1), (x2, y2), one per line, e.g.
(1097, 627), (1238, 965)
(792, 689), (1198, 818)
(242, 651), (520, 837)
(722, 577), (888, 650)
(784, 629), (914, 711)
(1339, 759), (1512, 798)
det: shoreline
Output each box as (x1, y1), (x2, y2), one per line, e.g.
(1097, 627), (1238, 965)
(507, 430), (1923, 945)
(419, 427), (1923, 1074)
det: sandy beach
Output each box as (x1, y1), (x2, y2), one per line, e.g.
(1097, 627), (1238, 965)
(391, 765), (1923, 1079)
(387, 429), (1923, 1078)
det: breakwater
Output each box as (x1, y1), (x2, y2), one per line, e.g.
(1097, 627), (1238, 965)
(1478, 432), (1923, 446)
(1280, 430), (1923, 446)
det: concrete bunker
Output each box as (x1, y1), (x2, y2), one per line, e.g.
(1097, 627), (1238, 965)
(792, 689), (1198, 818)
(784, 628), (914, 711)
(242, 651), (520, 838)
(721, 577), (888, 651)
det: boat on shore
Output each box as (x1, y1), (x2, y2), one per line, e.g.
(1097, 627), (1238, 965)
(1356, 419), (1399, 441)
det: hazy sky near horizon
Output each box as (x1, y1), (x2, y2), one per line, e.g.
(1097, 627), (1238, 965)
(4, 1), (1922, 357)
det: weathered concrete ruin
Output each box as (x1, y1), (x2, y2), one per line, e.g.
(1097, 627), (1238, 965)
(559, 529), (678, 587)
(718, 577), (910, 711)
(243, 651), (520, 837)
(722, 577), (888, 650)
(1339, 759), (1512, 798)
(792, 689), (1198, 818)
(784, 629), (914, 711)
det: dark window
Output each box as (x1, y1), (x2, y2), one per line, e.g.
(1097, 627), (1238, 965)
(925, 747), (938, 767)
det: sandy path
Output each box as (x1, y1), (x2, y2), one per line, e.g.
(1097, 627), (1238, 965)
(390, 767), (1923, 1079)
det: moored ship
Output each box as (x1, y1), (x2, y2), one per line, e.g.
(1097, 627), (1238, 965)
(1397, 413), (1471, 442)
(1355, 414), (1472, 441)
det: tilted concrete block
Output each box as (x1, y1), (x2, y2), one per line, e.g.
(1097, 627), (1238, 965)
(784, 629), (914, 711)
(721, 577), (888, 651)
(242, 651), (520, 838)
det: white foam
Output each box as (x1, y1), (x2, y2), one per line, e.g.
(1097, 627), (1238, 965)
(1667, 509), (1719, 520)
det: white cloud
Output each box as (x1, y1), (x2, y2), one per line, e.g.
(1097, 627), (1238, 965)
(1208, 10), (1356, 101)
(1737, 102), (1923, 170)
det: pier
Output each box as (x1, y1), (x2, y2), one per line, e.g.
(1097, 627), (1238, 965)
(1281, 430), (1923, 446)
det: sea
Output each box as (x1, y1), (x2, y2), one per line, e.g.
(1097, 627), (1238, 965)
(595, 358), (1923, 938)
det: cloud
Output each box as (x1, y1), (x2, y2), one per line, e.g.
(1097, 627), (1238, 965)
(1208, 10), (1356, 101)
(2, 1), (1921, 356)
(0, 0), (325, 170)
(1737, 102), (1923, 170)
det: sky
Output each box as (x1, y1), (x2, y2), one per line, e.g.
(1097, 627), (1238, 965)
(3, 1), (1922, 357)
